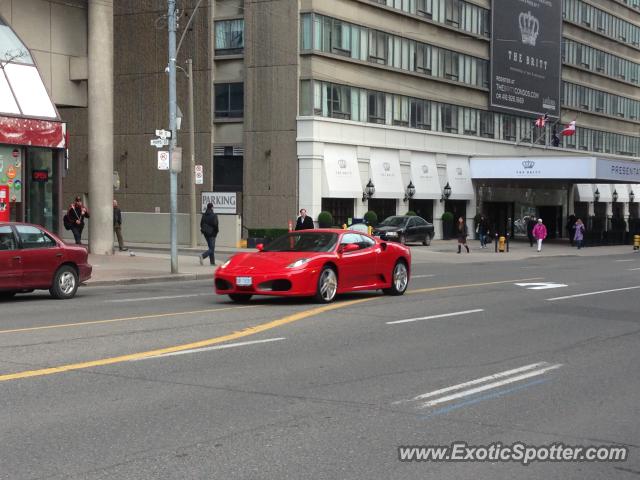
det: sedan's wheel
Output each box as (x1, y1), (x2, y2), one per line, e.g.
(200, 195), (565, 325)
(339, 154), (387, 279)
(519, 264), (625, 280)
(229, 293), (253, 303)
(0, 291), (16, 300)
(314, 266), (337, 303)
(383, 260), (408, 296)
(423, 234), (432, 246)
(398, 233), (406, 245)
(49, 265), (79, 300)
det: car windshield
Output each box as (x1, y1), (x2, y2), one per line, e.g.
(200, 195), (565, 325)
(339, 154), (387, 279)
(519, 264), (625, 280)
(263, 232), (338, 252)
(379, 216), (408, 227)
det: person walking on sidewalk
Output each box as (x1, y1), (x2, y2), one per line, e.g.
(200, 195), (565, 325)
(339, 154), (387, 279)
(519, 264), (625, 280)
(67, 196), (90, 245)
(477, 215), (489, 249)
(199, 202), (219, 265)
(526, 215), (537, 247)
(456, 217), (470, 253)
(574, 218), (585, 249)
(113, 200), (128, 252)
(532, 218), (547, 252)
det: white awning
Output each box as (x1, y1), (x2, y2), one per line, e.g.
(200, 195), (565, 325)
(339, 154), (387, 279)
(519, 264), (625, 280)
(595, 184), (613, 203)
(446, 156), (474, 200)
(613, 184), (630, 203)
(410, 153), (441, 199)
(322, 144), (362, 198)
(370, 148), (404, 198)
(574, 184), (594, 202)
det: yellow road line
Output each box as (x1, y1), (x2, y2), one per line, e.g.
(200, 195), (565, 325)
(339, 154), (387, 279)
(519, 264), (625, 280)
(408, 277), (544, 295)
(0, 277), (543, 383)
(0, 306), (257, 335)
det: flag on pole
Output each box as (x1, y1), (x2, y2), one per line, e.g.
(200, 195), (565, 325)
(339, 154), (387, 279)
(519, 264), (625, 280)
(561, 120), (576, 136)
(534, 113), (548, 128)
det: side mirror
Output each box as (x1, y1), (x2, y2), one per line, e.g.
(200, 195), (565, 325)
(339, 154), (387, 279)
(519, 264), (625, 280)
(256, 243), (264, 251)
(340, 243), (360, 254)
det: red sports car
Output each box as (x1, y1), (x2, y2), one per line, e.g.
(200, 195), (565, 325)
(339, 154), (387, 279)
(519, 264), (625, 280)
(0, 222), (92, 300)
(215, 229), (411, 303)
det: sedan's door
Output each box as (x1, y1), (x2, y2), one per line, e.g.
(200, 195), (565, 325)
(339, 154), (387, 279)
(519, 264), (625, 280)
(0, 225), (22, 290)
(15, 225), (62, 289)
(405, 217), (420, 242)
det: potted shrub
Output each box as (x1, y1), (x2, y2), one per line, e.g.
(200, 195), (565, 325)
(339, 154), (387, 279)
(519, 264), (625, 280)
(364, 210), (378, 226)
(405, 210), (417, 216)
(441, 211), (454, 240)
(318, 211), (333, 228)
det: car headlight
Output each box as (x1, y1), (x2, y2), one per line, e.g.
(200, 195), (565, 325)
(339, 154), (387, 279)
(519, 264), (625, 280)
(286, 258), (311, 268)
(220, 260), (231, 269)
(385, 231), (398, 237)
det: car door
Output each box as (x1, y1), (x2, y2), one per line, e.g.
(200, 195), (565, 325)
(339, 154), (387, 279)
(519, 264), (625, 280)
(0, 225), (22, 290)
(413, 216), (428, 241)
(405, 217), (419, 242)
(337, 233), (375, 289)
(15, 225), (62, 289)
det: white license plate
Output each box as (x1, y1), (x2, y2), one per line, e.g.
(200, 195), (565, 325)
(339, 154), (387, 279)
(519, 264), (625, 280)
(236, 276), (252, 286)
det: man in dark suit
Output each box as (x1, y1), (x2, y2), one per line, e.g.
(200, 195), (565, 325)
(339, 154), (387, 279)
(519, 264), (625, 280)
(295, 209), (314, 230)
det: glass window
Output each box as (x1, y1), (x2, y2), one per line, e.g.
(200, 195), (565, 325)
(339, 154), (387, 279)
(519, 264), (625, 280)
(213, 155), (243, 191)
(340, 233), (362, 246)
(214, 83), (243, 118)
(368, 91), (385, 124)
(0, 71), (19, 115)
(15, 225), (56, 249)
(5, 64), (56, 118)
(0, 17), (33, 64)
(215, 19), (244, 54)
(368, 30), (388, 64)
(0, 226), (16, 250)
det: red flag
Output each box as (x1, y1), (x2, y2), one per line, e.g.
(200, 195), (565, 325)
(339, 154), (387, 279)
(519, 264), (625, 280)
(561, 120), (576, 136)
(534, 113), (548, 128)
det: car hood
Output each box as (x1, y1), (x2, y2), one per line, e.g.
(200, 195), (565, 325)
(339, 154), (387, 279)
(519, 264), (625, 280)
(374, 225), (405, 233)
(222, 251), (323, 272)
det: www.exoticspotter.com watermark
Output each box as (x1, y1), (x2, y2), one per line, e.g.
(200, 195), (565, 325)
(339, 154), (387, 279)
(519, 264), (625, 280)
(398, 442), (628, 466)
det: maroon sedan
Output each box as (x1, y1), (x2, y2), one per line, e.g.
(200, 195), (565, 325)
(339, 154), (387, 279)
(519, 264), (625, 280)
(0, 222), (92, 300)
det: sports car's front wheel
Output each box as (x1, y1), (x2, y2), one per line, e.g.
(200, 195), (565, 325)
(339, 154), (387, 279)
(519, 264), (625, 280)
(383, 260), (408, 296)
(314, 266), (337, 303)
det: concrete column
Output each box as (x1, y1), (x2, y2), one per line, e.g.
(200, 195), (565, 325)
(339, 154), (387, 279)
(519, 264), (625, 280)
(298, 155), (323, 224)
(88, 0), (114, 255)
(623, 202), (630, 231)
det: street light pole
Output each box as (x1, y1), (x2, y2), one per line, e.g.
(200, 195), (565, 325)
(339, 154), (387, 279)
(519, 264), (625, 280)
(188, 58), (198, 248)
(168, 0), (179, 273)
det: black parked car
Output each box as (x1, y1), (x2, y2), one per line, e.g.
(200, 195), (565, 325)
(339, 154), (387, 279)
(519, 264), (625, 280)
(373, 215), (435, 246)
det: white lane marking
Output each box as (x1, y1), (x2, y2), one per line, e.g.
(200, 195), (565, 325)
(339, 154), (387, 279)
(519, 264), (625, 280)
(515, 282), (568, 290)
(136, 338), (286, 360)
(411, 274), (436, 279)
(628, 268), (640, 271)
(547, 285), (640, 302)
(615, 259), (636, 262)
(420, 364), (562, 408)
(402, 362), (549, 403)
(386, 309), (483, 325)
(106, 293), (209, 303)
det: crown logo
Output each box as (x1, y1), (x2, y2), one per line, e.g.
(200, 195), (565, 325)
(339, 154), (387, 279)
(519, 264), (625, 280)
(421, 165), (429, 174)
(338, 159), (347, 169)
(383, 162), (391, 171)
(456, 167), (463, 176)
(519, 11), (539, 46)
(522, 160), (535, 169)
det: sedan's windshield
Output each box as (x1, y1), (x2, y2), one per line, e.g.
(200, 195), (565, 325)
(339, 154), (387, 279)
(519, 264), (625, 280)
(263, 232), (338, 252)
(379, 216), (408, 227)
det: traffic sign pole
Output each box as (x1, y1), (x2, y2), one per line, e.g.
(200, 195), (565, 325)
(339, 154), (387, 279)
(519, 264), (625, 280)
(168, 0), (178, 274)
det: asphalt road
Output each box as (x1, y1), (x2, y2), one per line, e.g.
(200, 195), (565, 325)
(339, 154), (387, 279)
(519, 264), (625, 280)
(0, 250), (639, 479)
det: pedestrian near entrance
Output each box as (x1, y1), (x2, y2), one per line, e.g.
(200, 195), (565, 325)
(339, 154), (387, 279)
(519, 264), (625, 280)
(567, 214), (577, 246)
(526, 215), (537, 247)
(456, 217), (470, 253)
(295, 209), (314, 230)
(574, 218), (585, 249)
(67, 196), (90, 245)
(477, 215), (490, 248)
(533, 218), (547, 252)
(113, 200), (128, 251)
(199, 202), (219, 265)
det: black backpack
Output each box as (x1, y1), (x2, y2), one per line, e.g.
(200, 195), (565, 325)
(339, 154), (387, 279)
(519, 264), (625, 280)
(63, 214), (73, 230)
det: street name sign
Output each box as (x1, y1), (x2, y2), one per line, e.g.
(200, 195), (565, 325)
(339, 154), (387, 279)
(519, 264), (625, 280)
(150, 138), (169, 148)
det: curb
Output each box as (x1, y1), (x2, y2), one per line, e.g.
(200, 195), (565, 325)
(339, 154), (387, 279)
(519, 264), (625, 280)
(84, 272), (213, 287)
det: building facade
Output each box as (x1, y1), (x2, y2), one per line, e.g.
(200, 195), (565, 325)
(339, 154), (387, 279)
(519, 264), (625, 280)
(3, 0), (640, 246)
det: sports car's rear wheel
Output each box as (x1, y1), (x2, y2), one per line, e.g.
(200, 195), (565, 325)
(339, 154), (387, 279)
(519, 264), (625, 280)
(383, 260), (408, 296)
(314, 266), (337, 303)
(0, 291), (16, 300)
(229, 294), (253, 303)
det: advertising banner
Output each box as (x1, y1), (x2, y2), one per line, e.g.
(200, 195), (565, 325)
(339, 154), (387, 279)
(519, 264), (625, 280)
(490, 0), (562, 118)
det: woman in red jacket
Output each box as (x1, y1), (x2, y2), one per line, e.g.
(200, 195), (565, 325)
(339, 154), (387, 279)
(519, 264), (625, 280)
(532, 218), (548, 252)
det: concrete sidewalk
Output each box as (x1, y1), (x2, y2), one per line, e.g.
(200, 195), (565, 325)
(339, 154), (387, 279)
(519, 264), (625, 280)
(83, 239), (638, 286)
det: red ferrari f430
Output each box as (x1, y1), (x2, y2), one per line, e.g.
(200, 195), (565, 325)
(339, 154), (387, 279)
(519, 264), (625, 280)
(214, 229), (411, 303)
